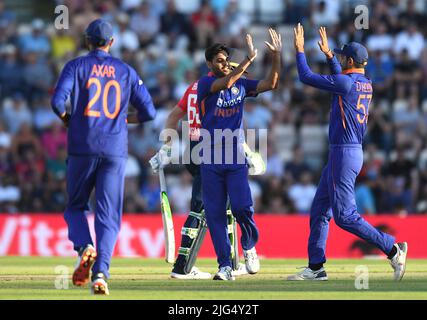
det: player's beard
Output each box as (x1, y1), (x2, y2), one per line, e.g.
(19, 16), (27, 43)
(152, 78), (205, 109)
(212, 64), (231, 78)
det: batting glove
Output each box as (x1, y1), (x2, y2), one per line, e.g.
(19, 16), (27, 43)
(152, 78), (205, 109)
(243, 143), (266, 176)
(149, 144), (172, 173)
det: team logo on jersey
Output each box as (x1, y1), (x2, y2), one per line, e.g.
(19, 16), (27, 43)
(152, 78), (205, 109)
(231, 86), (239, 95)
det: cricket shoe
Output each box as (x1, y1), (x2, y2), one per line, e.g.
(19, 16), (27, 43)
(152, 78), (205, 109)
(213, 266), (235, 281)
(170, 267), (212, 280)
(232, 263), (249, 277)
(389, 242), (408, 281)
(72, 244), (97, 286)
(287, 267), (328, 281)
(91, 273), (109, 295)
(243, 247), (260, 274)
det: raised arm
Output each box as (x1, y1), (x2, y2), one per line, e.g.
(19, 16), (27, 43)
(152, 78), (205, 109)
(294, 23), (351, 96)
(256, 28), (282, 93)
(317, 26), (342, 74)
(209, 34), (258, 93)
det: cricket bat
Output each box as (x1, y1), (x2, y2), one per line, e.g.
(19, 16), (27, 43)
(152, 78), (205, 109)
(159, 166), (175, 264)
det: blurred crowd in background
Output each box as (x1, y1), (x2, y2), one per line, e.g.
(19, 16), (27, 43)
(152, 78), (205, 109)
(0, 0), (427, 215)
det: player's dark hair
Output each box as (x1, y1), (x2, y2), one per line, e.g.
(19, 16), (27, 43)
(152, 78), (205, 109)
(354, 61), (367, 68)
(205, 43), (230, 62)
(85, 35), (109, 48)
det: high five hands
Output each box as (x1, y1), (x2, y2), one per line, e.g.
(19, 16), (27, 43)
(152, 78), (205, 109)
(264, 28), (282, 54)
(294, 24), (334, 58)
(246, 28), (282, 63)
(294, 23), (304, 53)
(318, 26), (333, 59)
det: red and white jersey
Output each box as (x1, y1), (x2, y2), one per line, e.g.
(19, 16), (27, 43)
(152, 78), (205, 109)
(177, 81), (201, 141)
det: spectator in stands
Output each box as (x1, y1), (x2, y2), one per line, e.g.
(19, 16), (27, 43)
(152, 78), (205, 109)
(366, 22), (394, 53)
(139, 45), (168, 90)
(394, 22), (425, 61)
(111, 13), (139, 57)
(265, 142), (284, 178)
(10, 123), (42, 163)
(46, 144), (67, 181)
(365, 50), (394, 100)
(381, 176), (412, 214)
(169, 170), (193, 214)
(18, 19), (50, 56)
(22, 51), (54, 103)
(397, 0), (426, 32)
(140, 173), (161, 212)
(420, 47), (427, 101)
(0, 0), (426, 215)
(0, 44), (23, 99)
(191, 0), (220, 48)
(366, 106), (393, 153)
(2, 93), (32, 135)
(355, 175), (377, 214)
(220, 0), (251, 40)
(50, 29), (77, 60)
(40, 122), (67, 160)
(383, 147), (418, 210)
(130, 1), (160, 48)
(160, 0), (193, 51)
(244, 100), (273, 129)
(394, 49), (422, 100)
(310, 0), (340, 27)
(285, 146), (311, 182)
(288, 171), (317, 214)
(33, 95), (61, 131)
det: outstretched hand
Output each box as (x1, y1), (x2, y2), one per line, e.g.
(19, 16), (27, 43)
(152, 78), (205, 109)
(246, 34), (258, 62)
(264, 28), (282, 54)
(318, 26), (333, 58)
(293, 23), (305, 53)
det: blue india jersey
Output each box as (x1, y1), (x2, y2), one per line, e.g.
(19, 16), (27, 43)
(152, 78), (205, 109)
(51, 49), (156, 157)
(296, 53), (373, 145)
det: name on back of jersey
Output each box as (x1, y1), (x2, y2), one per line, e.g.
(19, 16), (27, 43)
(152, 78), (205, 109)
(91, 64), (116, 78)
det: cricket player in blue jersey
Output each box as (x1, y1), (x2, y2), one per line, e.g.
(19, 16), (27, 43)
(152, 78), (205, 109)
(197, 28), (282, 280)
(288, 24), (407, 281)
(51, 19), (156, 294)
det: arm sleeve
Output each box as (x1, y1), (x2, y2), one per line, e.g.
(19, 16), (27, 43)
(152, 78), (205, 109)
(51, 60), (75, 118)
(241, 78), (260, 97)
(197, 76), (215, 104)
(327, 55), (342, 75)
(296, 52), (352, 96)
(129, 68), (156, 123)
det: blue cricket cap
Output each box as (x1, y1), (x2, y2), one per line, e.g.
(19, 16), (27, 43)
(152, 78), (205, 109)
(333, 42), (368, 64)
(84, 19), (113, 46)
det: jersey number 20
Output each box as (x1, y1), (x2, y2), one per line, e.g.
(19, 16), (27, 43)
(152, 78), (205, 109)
(85, 77), (121, 119)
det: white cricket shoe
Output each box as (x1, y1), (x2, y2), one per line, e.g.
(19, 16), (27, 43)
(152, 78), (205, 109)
(287, 267), (328, 281)
(213, 266), (235, 281)
(170, 266), (212, 280)
(243, 247), (260, 274)
(91, 273), (109, 295)
(389, 242), (408, 281)
(232, 263), (248, 277)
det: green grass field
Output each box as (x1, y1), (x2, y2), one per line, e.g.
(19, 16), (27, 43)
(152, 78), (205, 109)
(0, 257), (426, 300)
